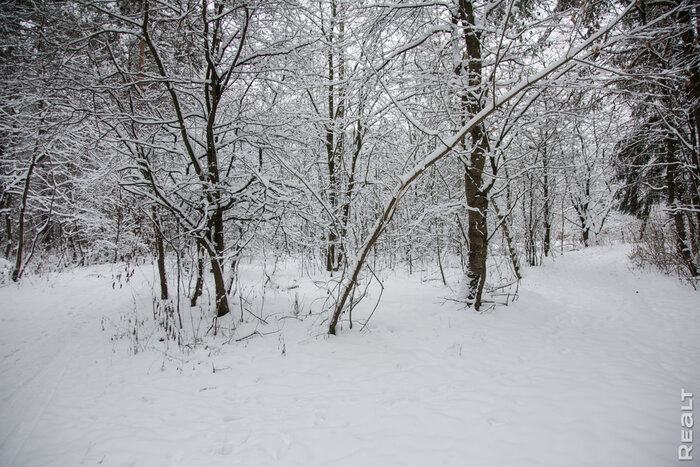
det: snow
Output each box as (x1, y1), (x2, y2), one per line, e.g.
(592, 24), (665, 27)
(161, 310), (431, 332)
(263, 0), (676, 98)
(1, 245), (698, 466)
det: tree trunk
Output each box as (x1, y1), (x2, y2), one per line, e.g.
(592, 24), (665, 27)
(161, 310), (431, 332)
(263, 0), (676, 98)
(3, 194), (11, 259)
(464, 130), (489, 309)
(526, 174), (537, 265)
(326, 233), (338, 272)
(666, 140), (698, 276)
(323, 0), (345, 273)
(12, 146), (41, 282)
(190, 246), (204, 307)
(210, 208), (230, 317)
(543, 146), (551, 256)
(457, 0), (490, 310)
(153, 208), (168, 300)
(210, 255), (230, 318)
(582, 222), (590, 248)
(113, 190), (122, 263)
(678, 2), (700, 167)
(492, 200), (521, 280)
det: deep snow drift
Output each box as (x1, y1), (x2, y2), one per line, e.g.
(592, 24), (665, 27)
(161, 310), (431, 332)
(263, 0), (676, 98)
(0, 245), (698, 466)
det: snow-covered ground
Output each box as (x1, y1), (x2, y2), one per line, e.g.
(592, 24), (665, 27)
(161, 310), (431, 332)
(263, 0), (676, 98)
(0, 245), (698, 466)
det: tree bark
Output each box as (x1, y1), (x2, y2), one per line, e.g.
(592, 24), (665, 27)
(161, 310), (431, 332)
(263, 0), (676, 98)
(190, 245), (204, 307)
(456, 0), (490, 310)
(153, 208), (168, 300)
(12, 141), (42, 282)
(666, 139), (698, 276)
(323, 0), (345, 273)
(3, 194), (11, 259)
(209, 208), (230, 317)
(677, 2), (700, 267)
(210, 255), (230, 318)
(463, 133), (489, 309)
(543, 145), (551, 257)
(492, 200), (521, 280)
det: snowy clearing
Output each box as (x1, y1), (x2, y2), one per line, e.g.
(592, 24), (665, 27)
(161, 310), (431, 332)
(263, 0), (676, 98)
(0, 245), (698, 467)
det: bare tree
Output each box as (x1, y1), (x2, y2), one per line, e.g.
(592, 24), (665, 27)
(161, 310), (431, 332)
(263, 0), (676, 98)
(82, 0), (307, 317)
(328, 1), (637, 334)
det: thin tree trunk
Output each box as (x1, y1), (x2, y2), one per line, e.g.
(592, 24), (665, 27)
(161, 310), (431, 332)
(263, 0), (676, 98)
(561, 179), (566, 254)
(686, 211), (698, 262)
(153, 208), (168, 300)
(190, 245), (204, 307)
(3, 194), (11, 259)
(582, 223), (590, 247)
(210, 209), (230, 317)
(436, 236), (447, 286)
(12, 145), (42, 282)
(492, 200), (521, 280)
(527, 174), (536, 265)
(464, 141), (489, 309)
(667, 140), (698, 276)
(323, 0), (345, 273)
(210, 255), (230, 318)
(543, 146), (551, 257)
(113, 190), (122, 263)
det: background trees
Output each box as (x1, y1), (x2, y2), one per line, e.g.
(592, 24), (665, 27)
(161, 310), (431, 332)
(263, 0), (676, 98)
(613, 0), (700, 277)
(0, 0), (101, 280)
(81, 0), (309, 317)
(0, 0), (694, 334)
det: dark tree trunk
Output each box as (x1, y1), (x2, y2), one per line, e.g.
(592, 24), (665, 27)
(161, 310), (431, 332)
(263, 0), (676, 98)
(3, 194), (11, 259)
(210, 256), (230, 317)
(677, 2), (700, 268)
(113, 190), (123, 263)
(526, 174), (537, 266)
(456, 0), (490, 310)
(543, 147), (551, 257)
(153, 208), (168, 300)
(326, 233), (338, 272)
(582, 225), (590, 247)
(436, 236), (447, 286)
(678, 2), (700, 159)
(573, 174), (591, 248)
(666, 140), (698, 276)
(209, 208), (230, 318)
(190, 246), (204, 307)
(12, 148), (41, 282)
(323, 0), (345, 273)
(687, 211), (698, 262)
(464, 130), (489, 309)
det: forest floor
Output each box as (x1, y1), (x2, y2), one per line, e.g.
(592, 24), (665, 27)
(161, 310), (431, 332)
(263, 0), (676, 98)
(0, 245), (698, 467)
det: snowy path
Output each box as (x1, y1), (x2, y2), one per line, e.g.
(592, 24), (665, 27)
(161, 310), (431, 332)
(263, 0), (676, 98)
(0, 246), (698, 466)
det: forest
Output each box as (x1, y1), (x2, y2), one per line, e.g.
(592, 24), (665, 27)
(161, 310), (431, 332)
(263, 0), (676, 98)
(2, 0), (699, 327)
(0, 0), (699, 465)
